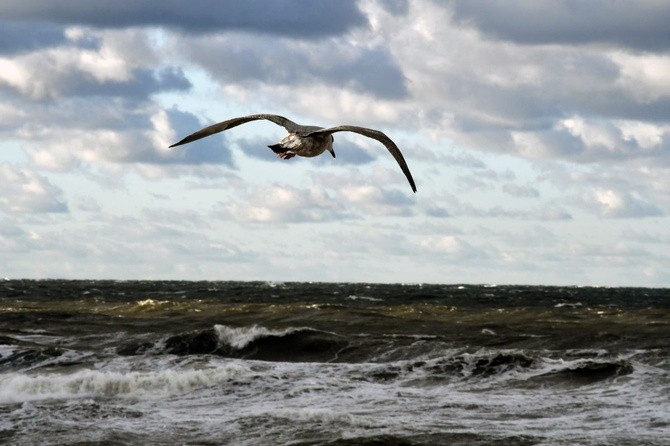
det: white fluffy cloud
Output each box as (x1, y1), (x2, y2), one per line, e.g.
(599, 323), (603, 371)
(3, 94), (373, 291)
(217, 184), (351, 223)
(584, 188), (663, 218)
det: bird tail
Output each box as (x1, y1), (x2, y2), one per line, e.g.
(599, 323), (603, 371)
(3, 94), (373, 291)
(268, 144), (288, 154)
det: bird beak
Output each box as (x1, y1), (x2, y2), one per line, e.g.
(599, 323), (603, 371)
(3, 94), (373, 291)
(328, 148), (336, 158)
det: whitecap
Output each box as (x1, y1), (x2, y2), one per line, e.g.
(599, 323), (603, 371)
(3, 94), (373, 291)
(214, 324), (304, 350)
(0, 363), (246, 404)
(346, 295), (382, 302)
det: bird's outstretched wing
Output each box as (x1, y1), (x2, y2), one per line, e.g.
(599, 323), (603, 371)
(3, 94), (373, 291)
(306, 126), (417, 193)
(169, 114), (303, 148)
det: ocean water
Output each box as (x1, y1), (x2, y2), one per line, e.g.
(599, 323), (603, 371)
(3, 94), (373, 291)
(0, 280), (668, 445)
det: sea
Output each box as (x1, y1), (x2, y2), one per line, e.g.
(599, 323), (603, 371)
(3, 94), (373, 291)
(0, 280), (668, 445)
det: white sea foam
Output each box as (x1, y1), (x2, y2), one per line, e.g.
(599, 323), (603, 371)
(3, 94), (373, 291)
(346, 295), (382, 302)
(2, 352), (666, 445)
(269, 407), (376, 428)
(214, 324), (304, 350)
(0, 363), (246, 404)
(554, 302), (583, 308)
(0, 345), (16, 359)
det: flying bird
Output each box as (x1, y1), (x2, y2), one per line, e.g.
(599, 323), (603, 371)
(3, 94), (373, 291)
(169, 114), (417, 193)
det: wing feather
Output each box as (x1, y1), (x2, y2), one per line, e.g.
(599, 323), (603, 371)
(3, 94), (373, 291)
(307, 125), (417, 193)
(169, 114), (302, 148)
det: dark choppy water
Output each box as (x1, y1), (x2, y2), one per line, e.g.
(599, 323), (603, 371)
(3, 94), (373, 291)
(0, 280), (668, 445)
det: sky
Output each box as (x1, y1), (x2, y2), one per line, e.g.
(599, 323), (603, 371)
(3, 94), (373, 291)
(1, 0), (670, 287)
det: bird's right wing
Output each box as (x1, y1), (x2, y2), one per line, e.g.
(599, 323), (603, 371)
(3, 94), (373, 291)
(306, 125), (417, 193)
(169, 114), (302, 148)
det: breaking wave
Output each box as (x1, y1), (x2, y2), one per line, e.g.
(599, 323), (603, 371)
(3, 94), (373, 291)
(0, 363), (246, 404)
(117, 324), (349, 363)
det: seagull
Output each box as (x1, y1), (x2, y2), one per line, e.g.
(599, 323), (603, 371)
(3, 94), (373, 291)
(169, 114), (417, 193)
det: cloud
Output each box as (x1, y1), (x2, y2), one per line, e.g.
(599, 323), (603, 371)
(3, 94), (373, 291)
(338, 184), (414, 216)
(450, 0), (670, 51)
(551, 116), (670, 162)
(234, 137), (280, 162)
(502, 183), (540, 198)
(424, 192), (572, 221)
(0, 21), (67, 55)
(0, 220), (33, 254)
(315, 138), (379, 166)
(566, 241), (653, 267)
(0, 0), (366, 38)
(13, 106), (234, 177)
(217, 184), (354, 223)
(179, 34), (407, 99)
(621, 227), (670, 245)
(425, 206), (451, 218)
(316, 166), (418, 200)
(0, 29), (190, 101)
(455, 168), (516, 192)
(538, 207), (572, 221)
(582, 188), (664, 218)
(216, 175), (416, 223)
(0, 163), (68, 213)
(368, 0), (670, 171)
(162, 108), (235, 167)
(419, 234), (487, 261)
(610, 52), (670, 104)
(0, 210), (258, 279)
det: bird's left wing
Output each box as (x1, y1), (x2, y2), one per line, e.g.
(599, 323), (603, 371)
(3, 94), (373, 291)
(169, 114), (303, 148)
(306, 126), (417, 193)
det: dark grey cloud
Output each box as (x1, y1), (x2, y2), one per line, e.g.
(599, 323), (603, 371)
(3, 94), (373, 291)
(0, 0), (366, 38)
(44, 67), (191, 101)
(0, 96), (149, 134)
(160, 109), (236, 167)
(446, 55), (619, 125)
(185, 36), (407, 99)
(450, 0), (670, 51)
(0, 21), (67, 55)
(323, 48), (408, 99)
(314, 138), (378, 166)
(234, 137), (277, 162)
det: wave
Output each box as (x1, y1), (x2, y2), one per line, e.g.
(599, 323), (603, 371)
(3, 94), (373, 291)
(0, 346), (64, 372)
(214, 324), (305, 350)
(356, 349), (635, 388)
(0, 363), (246, 404)
(293, 433), (540, 446)
(373, 350), (537, 384)
(0, 336), (90, 373)
(118, 324), (349, 363)
(528, 358), (634, 385)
